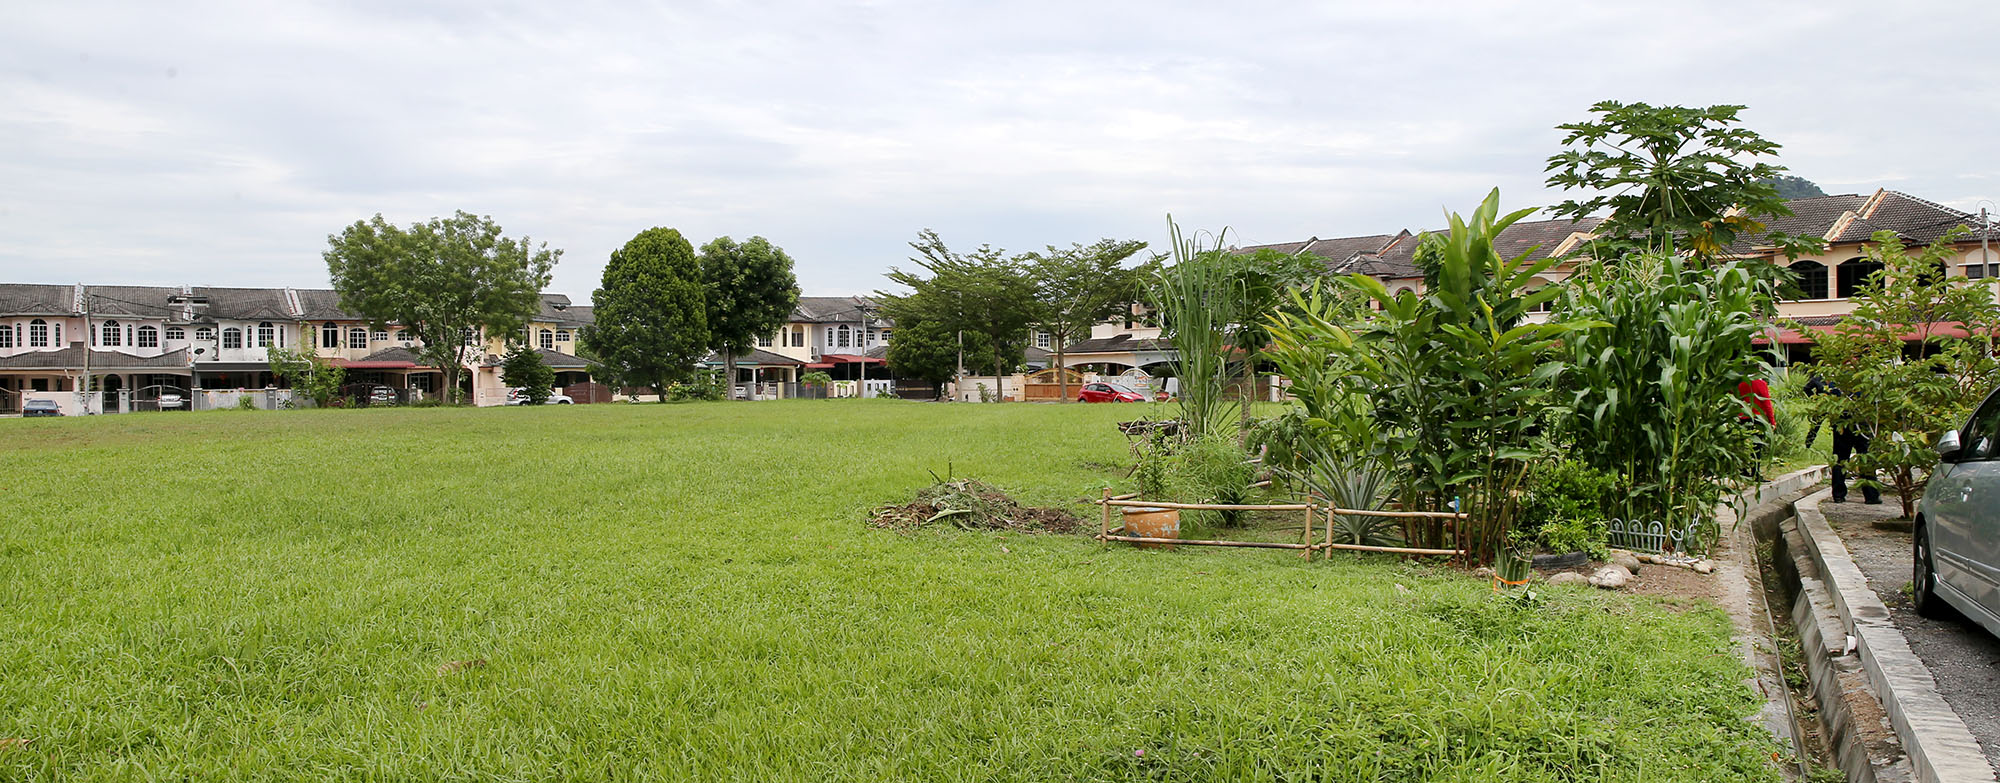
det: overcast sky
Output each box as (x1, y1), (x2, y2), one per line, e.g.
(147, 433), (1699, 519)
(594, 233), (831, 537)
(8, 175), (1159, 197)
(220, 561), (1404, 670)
(4, 1), (1997, 299)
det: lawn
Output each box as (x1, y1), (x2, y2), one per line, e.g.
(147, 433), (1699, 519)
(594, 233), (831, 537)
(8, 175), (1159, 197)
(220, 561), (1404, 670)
(1, 400), (1778, 781)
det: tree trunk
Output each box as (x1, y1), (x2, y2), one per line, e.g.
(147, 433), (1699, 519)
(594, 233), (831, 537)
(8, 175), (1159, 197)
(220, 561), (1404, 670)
(724, 348), (738, 401)
(1055, 334), (1068, 402)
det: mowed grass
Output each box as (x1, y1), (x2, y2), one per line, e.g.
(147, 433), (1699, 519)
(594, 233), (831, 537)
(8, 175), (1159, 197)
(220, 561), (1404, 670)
(1, 401), (1777, 782)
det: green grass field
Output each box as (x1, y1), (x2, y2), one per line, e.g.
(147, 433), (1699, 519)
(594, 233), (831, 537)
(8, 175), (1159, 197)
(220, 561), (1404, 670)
(1, 401), (1779, 781)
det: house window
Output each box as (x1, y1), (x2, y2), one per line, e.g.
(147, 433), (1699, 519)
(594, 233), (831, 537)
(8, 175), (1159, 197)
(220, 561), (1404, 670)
(100, 320), (122, 347)
(757, 333), (773, 348)
(1790, 261), (1828, 300)
(222, 328), (243, 349)
(164, 326), (184, 341)
(539, 329), (554, 351)
(1966, 262), (2000, 280)
(137, 326), (159, 348)
(462, 328), (479, 346)
(255, 322), (276, 348)
(1035, 331), (1051, 349)
(880, 329), (891, 341)
(348, 328), (367, 349)
(0, 325), (11, 349)
(1837, 258), (1884, 299)
(373, 330), (388, 342)
(866, 329), (878, 345)
(837, 325), (852, 348)
(195, 327), (214, 341)
(52, 323), (60, 345)
(556, 329), (570, 342)
(28, 319), (49, 347)
(791, 326), (805, 347)
(395, 330), (409, 343)
(322, 322), (340, 348)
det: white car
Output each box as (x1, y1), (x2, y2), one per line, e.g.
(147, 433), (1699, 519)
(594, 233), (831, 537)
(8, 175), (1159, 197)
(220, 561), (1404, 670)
(506, 388), (573, 405)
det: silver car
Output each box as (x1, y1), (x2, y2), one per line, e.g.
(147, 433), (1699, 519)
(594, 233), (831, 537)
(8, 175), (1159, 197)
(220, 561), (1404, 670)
(1916, 386), (2000, 638)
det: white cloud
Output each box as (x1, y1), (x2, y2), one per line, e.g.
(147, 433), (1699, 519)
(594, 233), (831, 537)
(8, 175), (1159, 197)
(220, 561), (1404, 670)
(2, 0), (1997, 296)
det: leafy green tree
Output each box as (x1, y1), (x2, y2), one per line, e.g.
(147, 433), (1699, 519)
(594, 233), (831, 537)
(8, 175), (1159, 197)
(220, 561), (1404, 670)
(883, 315), (989, 398)
(581, 227), (709, 401)
(267, 324), (345, 407)
(323, 211), (558, 404)
(700, 236), (801, 400)
(501, 342), (555, 404)
(1021, 239), (1147, 401)
(877, 230), (1037, 401)
(1807, 228), (2000, 517)
(1761, 175), (1827, 200)
(1545, 101), (1821, 264)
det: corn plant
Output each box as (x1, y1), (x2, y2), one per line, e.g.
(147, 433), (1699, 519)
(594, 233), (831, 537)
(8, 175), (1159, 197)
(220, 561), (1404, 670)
(1552, 253), (1771, 532)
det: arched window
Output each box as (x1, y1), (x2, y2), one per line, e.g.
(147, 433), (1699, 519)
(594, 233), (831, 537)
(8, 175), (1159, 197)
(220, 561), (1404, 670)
(137, 326), (159, 348)
(348, 328), (367, 349)
(1789, 260), (1828, 300)
(322, 322), (339, 348)
(195, 327), (214, 342)
(372, 329), (387, 342)
(28, 319), (49, 347)
(556, 329), (571, 343)
(836, 325), (851, 348)
(538, 328), (554, 351)
(1837, 257), (1884, 299)
(222, 327), (243, 349)
(394, 330), (409, 343)
(0, 324), (11, 349)
(255, 322), (275, 348)
(100, 320), (122, 347)
(164, 326), (185, 341)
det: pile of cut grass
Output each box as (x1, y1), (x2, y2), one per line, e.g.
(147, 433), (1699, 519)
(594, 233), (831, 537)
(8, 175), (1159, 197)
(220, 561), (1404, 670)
(0, 400), (1778, 781)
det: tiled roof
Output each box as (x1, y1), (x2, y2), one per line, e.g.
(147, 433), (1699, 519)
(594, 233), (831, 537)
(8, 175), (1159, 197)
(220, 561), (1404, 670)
(190, 287), (296, 321)
(294, 289), (360, 320)
(1306, 234), (1402, 268)
(792, 295), (889, 325)
(82, 285), (186, 318)
(537, 294), (596, 327)
(1066, 333), (1174, 354)
(1839, 191), (1996, 245)
(1237, 239), (1315, 256)
(702, 348), (804, 366)
(0, 284), (79, 316)
(0, 344), (191, 370)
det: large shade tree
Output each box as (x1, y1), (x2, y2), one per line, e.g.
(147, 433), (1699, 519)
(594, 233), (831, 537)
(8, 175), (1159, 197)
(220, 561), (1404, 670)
(324, 211), (558, 404)
(877, 230), (1037, 401)
(581, 227), (710, 401)
(700, 236), (801, 400)
(1022, 239), (1147, 401)
(1544, 101), (1822, 266)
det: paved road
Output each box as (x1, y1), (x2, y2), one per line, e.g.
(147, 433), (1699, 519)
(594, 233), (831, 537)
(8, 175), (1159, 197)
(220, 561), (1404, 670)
(1822, 500), (2000, 775)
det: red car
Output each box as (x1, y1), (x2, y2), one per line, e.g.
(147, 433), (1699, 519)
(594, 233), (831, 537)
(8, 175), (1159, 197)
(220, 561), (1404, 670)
(1078, 382), (1147, 403)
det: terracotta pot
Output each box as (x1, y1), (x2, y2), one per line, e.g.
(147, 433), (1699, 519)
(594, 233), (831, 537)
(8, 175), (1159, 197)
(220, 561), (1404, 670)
(1121, 506), (1180, 549)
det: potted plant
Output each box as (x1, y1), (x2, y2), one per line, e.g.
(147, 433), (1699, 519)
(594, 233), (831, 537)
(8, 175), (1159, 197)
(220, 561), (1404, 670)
(1126, 433), (1258, 548)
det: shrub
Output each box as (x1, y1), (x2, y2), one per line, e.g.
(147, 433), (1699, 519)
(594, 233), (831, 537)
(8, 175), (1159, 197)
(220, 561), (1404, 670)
(1517, 459), (1617, 556)
(667, 370), (726, 402)
(1133, 432), (1258, 528)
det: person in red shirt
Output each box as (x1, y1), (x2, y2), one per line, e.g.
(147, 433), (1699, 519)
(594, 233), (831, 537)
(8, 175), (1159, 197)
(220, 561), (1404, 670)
(1738, 378), (1776, 480)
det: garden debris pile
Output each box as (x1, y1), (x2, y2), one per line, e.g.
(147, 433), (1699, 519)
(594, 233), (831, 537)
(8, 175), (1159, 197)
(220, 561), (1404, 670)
(870, 480), (1084, 534)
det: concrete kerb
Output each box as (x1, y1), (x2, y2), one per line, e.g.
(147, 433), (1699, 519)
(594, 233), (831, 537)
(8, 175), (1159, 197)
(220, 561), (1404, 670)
(1795, 489), (1996, 783)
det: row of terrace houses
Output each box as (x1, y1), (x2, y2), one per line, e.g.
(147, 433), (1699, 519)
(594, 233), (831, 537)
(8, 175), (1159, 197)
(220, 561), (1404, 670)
(0, 283), (923, 411)
(0, 283), (601, 413)
(1051, 189), (1999, 376)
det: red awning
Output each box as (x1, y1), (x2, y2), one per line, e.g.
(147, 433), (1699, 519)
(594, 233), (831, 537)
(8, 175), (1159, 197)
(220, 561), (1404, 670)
(804, 362), (836, 369)
(817, 353), (884, 364)
(1753, 321), (1996, 346)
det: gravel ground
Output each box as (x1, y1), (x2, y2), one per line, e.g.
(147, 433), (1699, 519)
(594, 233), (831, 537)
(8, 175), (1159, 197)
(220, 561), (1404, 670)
(1821, 500), (2000, 775)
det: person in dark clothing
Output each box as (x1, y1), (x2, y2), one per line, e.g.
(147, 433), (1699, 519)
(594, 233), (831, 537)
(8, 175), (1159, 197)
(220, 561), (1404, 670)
(1830, 423), (1882, 505)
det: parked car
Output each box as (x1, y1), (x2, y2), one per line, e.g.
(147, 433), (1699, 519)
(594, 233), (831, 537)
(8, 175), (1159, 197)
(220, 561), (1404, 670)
(1915, 384), (2000, 638)
(507, 388), (574, 405)
(1078, 382), (1147, 403)
(22, 399), (62, 417)
(158, 393), (185, 410)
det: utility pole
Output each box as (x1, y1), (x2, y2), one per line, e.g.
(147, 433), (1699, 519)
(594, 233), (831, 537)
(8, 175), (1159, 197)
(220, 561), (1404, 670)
(80, 289), (92, 414)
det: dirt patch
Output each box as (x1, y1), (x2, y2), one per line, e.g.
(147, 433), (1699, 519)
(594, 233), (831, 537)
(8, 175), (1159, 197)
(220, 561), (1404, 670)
(869, 480), (1086, 534)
